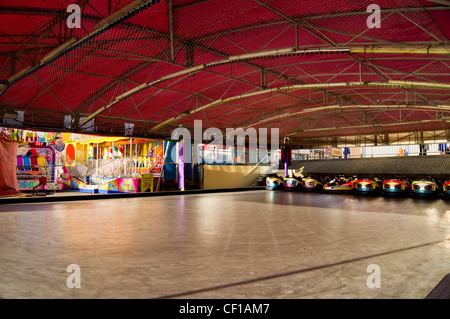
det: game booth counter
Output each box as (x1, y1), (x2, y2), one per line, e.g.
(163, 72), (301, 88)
(0, 131), (21, 197)
(62, 134), (165, 194)
(0, 127), (167, 198)
(56, 133), (167, 194)
(0, 127), (63, 198)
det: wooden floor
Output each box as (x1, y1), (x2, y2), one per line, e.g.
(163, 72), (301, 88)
(0, 190), (449, 299)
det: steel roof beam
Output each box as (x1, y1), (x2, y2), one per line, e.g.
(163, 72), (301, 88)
(194, 6), (448, 42)
(168, 0), (175, 61)
(287, 118), (449, 136)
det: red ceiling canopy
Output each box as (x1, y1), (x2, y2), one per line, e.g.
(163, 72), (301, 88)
(0, 0), (449, 146)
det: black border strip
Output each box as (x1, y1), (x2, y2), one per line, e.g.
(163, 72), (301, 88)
(0, 186), (265, 204)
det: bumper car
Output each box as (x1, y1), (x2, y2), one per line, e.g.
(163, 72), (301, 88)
(442, 181), (450, 199)
(266, 176), (284, 190)
(354, 178), (383, 196)
(382, 179), (411, 197)
(301, 176), (324, 192)
(283, 176), (302, 191)
(411, 179), (441, 198)
(323, 176), (356, 194)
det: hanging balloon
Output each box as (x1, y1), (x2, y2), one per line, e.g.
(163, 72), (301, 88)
(65, 143), (75, 166)
(55, 139), (65, 152)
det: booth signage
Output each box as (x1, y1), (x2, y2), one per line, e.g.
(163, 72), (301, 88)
(141, 174), (154, 192)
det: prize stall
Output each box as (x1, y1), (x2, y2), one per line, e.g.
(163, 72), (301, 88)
(15, 130), (62, 193)
(0, 128), (21, 197)
(61, 134), (165, 194)
(0, 128), (63, 196)
(1, 127), (167, 196)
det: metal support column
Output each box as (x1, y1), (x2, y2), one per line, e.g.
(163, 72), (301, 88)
(178, 140), (185, 191)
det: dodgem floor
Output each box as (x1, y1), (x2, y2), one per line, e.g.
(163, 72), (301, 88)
(0, 190), (448, 299)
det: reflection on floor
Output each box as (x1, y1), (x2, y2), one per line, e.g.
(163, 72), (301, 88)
(0, 190), (448, 299)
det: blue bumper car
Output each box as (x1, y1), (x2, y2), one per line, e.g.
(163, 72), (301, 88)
(411, 179), (441, 198)
(283, 176), (302, 191)
(266, 176), (284, 190)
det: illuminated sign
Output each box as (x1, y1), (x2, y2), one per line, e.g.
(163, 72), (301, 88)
(325, 148), (342, 156)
